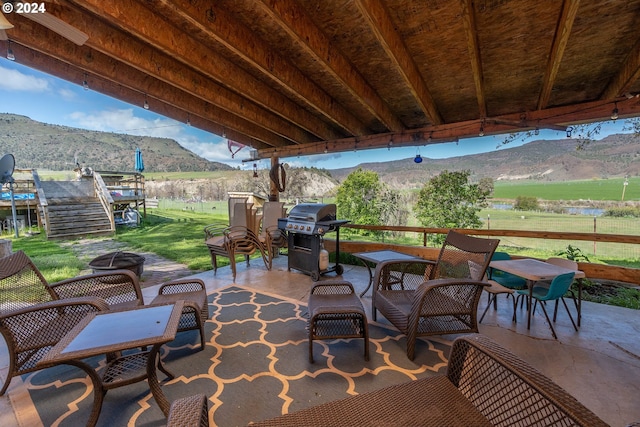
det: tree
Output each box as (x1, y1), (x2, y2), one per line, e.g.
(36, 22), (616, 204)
(478, 177), (495, 196)
(513, 196), (539, 211)
(414, 170), (489, 237)
(336, 168), (385, 235)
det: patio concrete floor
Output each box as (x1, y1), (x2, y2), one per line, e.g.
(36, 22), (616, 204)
(1, 254), (639, 426)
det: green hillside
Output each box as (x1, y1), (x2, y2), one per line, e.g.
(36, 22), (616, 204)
(0, 113), (231, 173)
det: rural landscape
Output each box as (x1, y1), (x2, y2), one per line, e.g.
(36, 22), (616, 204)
(2, 114), (639, 310)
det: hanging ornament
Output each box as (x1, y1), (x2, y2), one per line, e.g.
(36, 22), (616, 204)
(414, 147), (423, 163)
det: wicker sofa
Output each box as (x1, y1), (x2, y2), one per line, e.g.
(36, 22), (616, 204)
(248, 334), (608, 427)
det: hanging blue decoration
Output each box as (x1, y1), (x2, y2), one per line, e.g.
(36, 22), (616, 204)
(414, 154), (422, 163)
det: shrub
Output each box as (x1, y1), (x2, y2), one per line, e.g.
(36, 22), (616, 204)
(604, 207), (640, 218)
(513, 196), (539, 211)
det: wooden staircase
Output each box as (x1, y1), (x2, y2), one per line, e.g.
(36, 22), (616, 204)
(39, 180), (115, 239)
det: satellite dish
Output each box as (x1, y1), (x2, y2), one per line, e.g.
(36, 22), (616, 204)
(0, 153), (15, 184)
(0, 153), (18, 237)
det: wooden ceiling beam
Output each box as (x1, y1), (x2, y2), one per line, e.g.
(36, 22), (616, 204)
(2, 34), (278, 150)
(537, 0), (580, 109)
(153, 0), (368, 137)
(602, 37), (640, 100)
(256, 0), (405, 132)
(43, 2), (310, 147)
(461, 0), (487, 118)
(255, 96), (640, 159)
(354, 0), (443, 125)
(64, 0), (337, 142)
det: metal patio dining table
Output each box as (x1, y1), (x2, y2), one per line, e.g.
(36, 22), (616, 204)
(489, 258), (586, 329)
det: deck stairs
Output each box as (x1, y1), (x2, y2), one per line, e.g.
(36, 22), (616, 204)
(38, 180), (115, 239)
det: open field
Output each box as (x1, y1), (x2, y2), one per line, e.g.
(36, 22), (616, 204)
(493, 177), (640, 201)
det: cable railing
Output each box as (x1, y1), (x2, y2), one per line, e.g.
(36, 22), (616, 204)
(324, 223), (640, 285)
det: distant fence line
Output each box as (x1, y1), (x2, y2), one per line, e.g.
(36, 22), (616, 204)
(150, 198), (640, 259)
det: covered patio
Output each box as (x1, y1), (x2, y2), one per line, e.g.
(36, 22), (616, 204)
(1, 255), (638, 426)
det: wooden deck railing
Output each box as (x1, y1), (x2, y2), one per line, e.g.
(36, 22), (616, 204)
(323, 224), (640, 285)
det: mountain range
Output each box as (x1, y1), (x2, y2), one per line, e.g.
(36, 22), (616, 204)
(1, 113), (639, 188)
(330, 133), (640, 188)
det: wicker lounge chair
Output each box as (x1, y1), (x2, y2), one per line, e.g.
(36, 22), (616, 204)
(0, 250), (143, 394)
(249, 334), (609, 427)
(372, 230), (499, 359)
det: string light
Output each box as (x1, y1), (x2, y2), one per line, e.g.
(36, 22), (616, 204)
(324, 142), (328, 154)
(82, 73), (89, 90)
(143, 94), (149, 110)
(566, 126), (573, 138)
(478, 120), (485, 137)
(611, 102), (619, 121)
(186, 114), (191, 126)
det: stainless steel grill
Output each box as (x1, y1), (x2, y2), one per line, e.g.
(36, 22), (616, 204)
(278, 203), (348, 281)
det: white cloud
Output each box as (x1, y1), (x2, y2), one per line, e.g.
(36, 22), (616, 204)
(0, 65), (49, 92)
(58, 88), (77, 101)
(67, 108), (244, 166)
(69, 109), (183, 139)
(179, 138), (244, 166)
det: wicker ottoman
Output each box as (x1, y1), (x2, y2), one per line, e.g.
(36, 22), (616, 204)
(307, 280), (369, 363)
(150, 279), (208, 350)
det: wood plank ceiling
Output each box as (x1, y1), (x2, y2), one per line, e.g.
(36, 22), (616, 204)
(2, 0), (640, 161)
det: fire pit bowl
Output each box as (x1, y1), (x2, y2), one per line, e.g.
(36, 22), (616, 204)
(89, 251), (145, 277)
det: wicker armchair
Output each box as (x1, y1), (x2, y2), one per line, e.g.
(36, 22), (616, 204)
(0, 250), (143, 310)
(47, 269), (143, 309)
(249, 334), (608, 427)
(0, 250), (142, 394)
(372, 230), (499, 359)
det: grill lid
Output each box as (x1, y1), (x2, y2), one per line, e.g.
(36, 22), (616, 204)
(280, 203), (347, 235)
(287, 203), (336, 223)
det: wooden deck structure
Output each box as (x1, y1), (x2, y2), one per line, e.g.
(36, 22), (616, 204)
(0, 169), (146, 239)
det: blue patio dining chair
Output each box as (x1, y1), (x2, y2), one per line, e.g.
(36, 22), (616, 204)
(480, 252), (527, 323)
(516, 271), (577, 339)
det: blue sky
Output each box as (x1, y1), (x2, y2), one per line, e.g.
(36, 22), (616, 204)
(0, 59), (631, 171)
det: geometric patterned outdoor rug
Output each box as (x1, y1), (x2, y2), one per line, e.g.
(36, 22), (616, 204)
(9, 285), (451, 426)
